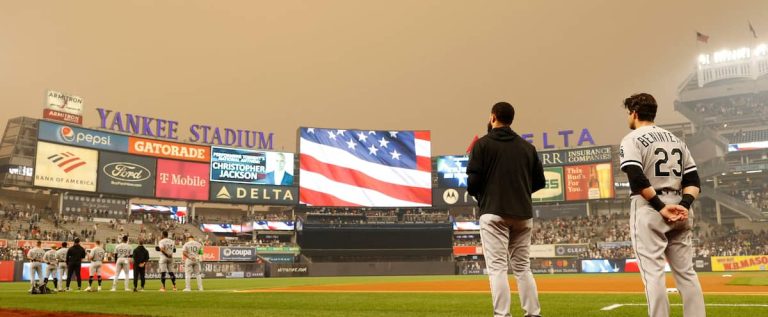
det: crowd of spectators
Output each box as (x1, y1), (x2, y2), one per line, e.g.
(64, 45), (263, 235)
(305, 208), (450, 225)
(692, 92), (768, 121)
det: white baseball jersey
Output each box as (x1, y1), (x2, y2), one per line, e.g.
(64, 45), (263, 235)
(619, 126), (696, 192)
(158, 238), (175, 261)
(56, 247), (68, 262)
(90, 246), (106, 262)
(43, 250), (58, 264)
(27, 247), (45, 262)
(182, 240), (202, 262)
(114, 243), (133, 259)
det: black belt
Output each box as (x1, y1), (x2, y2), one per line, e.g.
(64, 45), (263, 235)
(656, 188), (681, 195)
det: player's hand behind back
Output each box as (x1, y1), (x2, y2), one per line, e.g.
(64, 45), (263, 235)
(660, 204), (688, 222)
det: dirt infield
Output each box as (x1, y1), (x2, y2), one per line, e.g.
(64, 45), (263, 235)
(0, 308), (130, 317)
(271, 274), (768, 294)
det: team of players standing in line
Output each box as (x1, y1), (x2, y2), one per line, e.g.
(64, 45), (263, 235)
(25, 231), (204, 293)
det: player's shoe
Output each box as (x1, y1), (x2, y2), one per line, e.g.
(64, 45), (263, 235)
(172, 286), (177, 291)
(159, 287), (166, 292)
(125, 288), (130, 292)
(182, 288), (191, 292)
(133, 288), (137, 292)
(110, 287), (116, 292)
(198, 288), (203, 292)
(84, 287), (92, 292)
(139, 288), (145, 292)
(97, 286), (101, 292)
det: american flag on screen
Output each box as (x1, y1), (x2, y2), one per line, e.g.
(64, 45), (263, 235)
(299, 127), (432, 207)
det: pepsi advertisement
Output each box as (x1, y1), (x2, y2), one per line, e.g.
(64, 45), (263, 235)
(38, 120), (130, 152)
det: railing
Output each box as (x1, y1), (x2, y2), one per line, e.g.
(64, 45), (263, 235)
(701, 183), (767, 221)
(698, 54), (768, 87)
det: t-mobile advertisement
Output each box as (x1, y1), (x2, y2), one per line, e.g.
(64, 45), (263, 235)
(155, 159), (210, 200)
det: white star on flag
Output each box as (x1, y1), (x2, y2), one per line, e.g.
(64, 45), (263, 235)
(368, 131), (376, 135)
(327, 131), (336, 140)
(307, 128), (315, 134)
(389, 131), (398, 138)
(390, 149), (401, 160)
(346, 139), (357, 149)
(378, 138), (389, 148)
(336, 129), (347, 136)
(368, 144), (378, 155)
(357, 131), (368, 142)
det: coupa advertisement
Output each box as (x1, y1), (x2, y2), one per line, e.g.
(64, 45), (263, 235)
(34, 141), (98, 192)
(97, 152), (156, 197)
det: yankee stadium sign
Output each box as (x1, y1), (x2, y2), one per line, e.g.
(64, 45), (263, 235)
(96, 107), (275, 150)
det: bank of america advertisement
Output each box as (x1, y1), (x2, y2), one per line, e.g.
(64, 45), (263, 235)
(97, 152), (156, 197)
(34, 141), (98, 192)
(210, 147), (294, 186)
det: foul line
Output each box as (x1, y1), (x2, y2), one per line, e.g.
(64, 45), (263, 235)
(601, 303), (768, 311)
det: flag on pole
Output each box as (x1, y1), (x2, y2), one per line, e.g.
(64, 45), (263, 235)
(696, 32), (709, 43)
(299, 127), (432, 207)
(749, 21), (758, 39)
(466, 135), (479, 154)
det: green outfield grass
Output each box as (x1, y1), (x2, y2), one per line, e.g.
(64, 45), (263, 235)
(727, 276), (768, 286)
(0, 274), (765, 316)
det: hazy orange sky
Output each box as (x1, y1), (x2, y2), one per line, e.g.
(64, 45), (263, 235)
(1, 1), (766, 154)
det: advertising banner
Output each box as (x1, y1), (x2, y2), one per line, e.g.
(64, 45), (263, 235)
(564, 163), (614, 200)
(155, 159), (210, 200)
(531, 258), (581, 274)
(532, 167), (564, 202)
(203, 246), (220, 262)
(38, 121), (130, 152)
(253, 221), (295, 231)
(210, 147), (294, 185)
(453, 221), (481, 231)
(457, 261), (485, 275)
(259, 254), (295, 263)
(219, 247), (258, 262)
(530, 244), (556, 258)
(97, 152), (156, 197)
(625, 259), (671, 273)
(538, 146), (612, 167)
(453, 246), (482, 256)
(712, 255), (768, 271)
(554, 244), (589, 257)
(209, 183), (297, 205)
(581, 259), (626, 273)
(34, 141), (98, 192)
(0, 261), (14, 282)
(129, 137), (210, 162)
(44, 90), (83, 125)
(436, 155), (469, 188)
(693, 257), (712, 272)
(268, 263), (309, 277)
(432, 188), (477, 207)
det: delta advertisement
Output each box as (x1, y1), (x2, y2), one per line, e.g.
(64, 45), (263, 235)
(44, 90), (84, 125)
(209, 183), (298, 205)
(155, 159), (210, 200)
(97, 152), (156, 197)
(34, 141), (99, 192)
(210, 147), (294, 185)
(712, 255), (768, 271)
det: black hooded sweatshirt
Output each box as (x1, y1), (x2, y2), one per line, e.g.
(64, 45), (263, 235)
(466, 126), (546, 219)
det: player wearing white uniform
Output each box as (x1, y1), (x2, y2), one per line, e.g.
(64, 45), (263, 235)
(43, 246), (59, 291)
(182, 236), (203, 292)
(111, 236), (133, 292)
(27, 241), (45, 293)
(157, 231), (177, 291)
(84, 240), (106, 292)
(55, 242), (68, 291)
(620, 93), (704, 317)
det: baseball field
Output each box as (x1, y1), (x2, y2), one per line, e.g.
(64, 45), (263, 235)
(0, 272), (766, 316)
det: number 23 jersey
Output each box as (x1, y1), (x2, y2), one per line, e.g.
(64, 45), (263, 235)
(620, 125), (696, 191)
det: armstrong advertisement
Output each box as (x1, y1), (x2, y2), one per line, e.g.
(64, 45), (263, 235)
(210, 147), (294, 185)
(38, 121), (130, 152)
(155, 159), (210, 200)
(44, 90), (84, 125)
(97, 152), (156, 197)
(34, 141), (98, 192)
